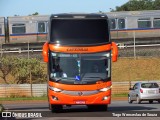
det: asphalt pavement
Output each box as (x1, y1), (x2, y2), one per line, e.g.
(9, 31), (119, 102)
(1, 100), (160, 119)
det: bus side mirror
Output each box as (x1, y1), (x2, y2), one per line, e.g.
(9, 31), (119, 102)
(111, 42), (118, 62)
(42, 42), (49, 62)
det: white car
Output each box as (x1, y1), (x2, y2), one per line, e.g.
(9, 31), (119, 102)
(128, 82), (160, 104)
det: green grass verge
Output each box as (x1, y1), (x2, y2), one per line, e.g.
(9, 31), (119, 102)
(0, 96), (47, 101)
(112, 93), (128, 97)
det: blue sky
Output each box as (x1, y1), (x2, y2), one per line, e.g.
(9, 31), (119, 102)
(0, 0), (129, 17)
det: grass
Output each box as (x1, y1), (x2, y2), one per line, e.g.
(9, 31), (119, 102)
(112, 57), (160, 82)
(112, 93), (128, 97)
(0, 96), (47, 101)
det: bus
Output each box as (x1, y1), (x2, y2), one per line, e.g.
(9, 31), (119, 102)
(42, 13), (118, 112)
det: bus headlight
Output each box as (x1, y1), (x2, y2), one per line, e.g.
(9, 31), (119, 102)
(48, 85), (62, 92)
(99, 86), (111, 92)
(102, 96), (108, 100)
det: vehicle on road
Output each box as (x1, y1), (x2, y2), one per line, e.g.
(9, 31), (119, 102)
(42, 13), (118, 112)
(128, 82), (160, 104)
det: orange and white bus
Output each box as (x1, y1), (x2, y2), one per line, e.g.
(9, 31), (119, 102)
(42, 13), (118, 112)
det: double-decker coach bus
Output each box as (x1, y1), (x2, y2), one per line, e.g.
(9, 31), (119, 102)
(42, 13), (118, 112)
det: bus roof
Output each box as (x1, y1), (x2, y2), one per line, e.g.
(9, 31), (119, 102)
(50, 13), (108, 19)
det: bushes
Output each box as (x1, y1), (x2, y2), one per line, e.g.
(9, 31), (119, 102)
(0, 57), (13, 84)
(0, 57), (47, 84)
(0, 104), (4, 113)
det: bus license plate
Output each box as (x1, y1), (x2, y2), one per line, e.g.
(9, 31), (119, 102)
(75, 101), (86, 104)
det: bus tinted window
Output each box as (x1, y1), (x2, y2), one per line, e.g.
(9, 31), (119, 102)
(50, 19), (109, 45)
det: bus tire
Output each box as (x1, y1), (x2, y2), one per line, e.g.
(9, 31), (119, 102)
(50, 104), (63, 113)
(100, 105), (108, 111)
(87, 105), (108, 111)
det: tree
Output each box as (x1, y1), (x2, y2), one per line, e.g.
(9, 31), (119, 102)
(27, 58), (47, 84)
(0, 57), (46, 84)
(32, 12), (39, 15)
(0, 57), (13, 84)
(153, 0), (160, 10)
(11, 58), (29, 84)
(11, 58), (46, 84)
(14, 14), (19, 16)
(113, 0), (158, 11)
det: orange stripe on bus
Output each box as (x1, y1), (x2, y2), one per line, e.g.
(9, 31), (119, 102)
(49, 44), (111, 53)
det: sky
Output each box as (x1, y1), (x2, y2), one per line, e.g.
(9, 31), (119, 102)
(0, 0), (129, 17)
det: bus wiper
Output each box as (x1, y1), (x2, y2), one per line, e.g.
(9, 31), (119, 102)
(54, 77), (75, 82)
(54, 78), (62, 82)
(83, 77), (103, 80)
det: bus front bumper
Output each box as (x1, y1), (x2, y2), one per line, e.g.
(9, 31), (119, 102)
(48, 90), (111, 105)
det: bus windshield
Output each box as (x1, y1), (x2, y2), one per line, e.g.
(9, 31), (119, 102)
(49, 52), (111, 84)
(50, 19), (109, 45)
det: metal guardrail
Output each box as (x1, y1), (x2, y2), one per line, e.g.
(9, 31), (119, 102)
(118, 44), (160, 49)
(0, 84), (47, 97)
(0, 49), (42, 53)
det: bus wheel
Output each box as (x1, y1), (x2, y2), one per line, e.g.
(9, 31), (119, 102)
(100, 105), (108, 111)
(50, 104), (63, 113)
(87, 105), (108, 111)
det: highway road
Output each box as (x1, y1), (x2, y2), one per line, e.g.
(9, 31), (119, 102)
(2, 100), (160, 120)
